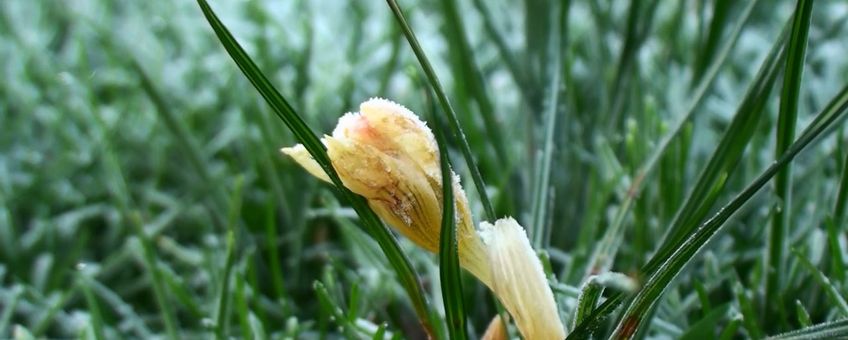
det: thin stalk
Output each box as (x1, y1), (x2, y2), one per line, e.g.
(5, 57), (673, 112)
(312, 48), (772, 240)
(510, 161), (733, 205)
(766, 0), (813, 316)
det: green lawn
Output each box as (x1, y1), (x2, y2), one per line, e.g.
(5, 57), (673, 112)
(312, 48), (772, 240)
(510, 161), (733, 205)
(2, 0), (848, 338)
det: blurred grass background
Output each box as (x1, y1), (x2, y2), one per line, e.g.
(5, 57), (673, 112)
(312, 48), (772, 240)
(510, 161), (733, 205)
(2, 0), (848, 338)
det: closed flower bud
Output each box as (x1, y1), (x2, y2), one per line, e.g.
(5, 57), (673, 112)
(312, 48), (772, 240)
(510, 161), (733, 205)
(281, 98), (490, 284)
(282, 99), (565, 339)
(480, 218), (566, 340)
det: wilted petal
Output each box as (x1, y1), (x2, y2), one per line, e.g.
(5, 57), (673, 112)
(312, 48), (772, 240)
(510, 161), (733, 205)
(480, 218), (566, 340)
(281, 99), (492, 282)
(324, 135), (443, 251)
(280, 144), (331, 183)
(356, 98), (440, 181)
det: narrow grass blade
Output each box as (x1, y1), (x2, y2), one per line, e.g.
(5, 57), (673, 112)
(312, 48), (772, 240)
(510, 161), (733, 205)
(609, 85), (848, 338)
(78, 275), (106, 340)
(385, 0), (495, 221)
(131, 213), (180, 340)
(765, 318), (848, 339)
(693, 0), (733, 83)
(766, 0), (814, 315)
(195, 0), (434, 334)
(434, 105), (467, 340)
(794, 300), (812, 327)
(585, 0), (760, 275)
(572, 280), (604, 329)
(835, 147), (848, 227)
(649, 18), (789, 276)
(470, 0), (534, 104)
(791, 248), (848, 316)
(438, 0), (508, 165)
(530, 0), (567, 249)
(215, 176), (242, 340)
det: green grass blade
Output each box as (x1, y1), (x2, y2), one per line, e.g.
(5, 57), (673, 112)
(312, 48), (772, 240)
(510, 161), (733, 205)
(385, 0), (495, 221)
(131, 213), (180, 340)
(195, 0), (435, 334)
(215, 176), (242, 340)
(438, 0), (507, 166)
(765, 319), (848, 340)
(584, 0), (760, 275)
(649, 19), (789, 275)
(693, 0), (733, 83)
(794, 300), (812, 327)
(609, 84), (848, 338)
(766, 0), (813, 316)
(835, 146), (848, 227)
(530, 1), (567, 249)
(434, 104), (467, 340)
(78, 275), (106, 340)
(470, 0), (534, 104)
(791, 248), (848, 316)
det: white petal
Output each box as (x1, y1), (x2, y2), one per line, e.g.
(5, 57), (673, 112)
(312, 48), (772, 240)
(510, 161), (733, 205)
(480, 218), (566, 340)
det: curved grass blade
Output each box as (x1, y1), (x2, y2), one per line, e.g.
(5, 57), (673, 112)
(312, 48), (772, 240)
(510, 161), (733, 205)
(610, 84), (848, 338)
(434, 103), (468, 340)
(584, 0), (760, 275)
(791, 248), (848, 316)
(530, 0), (567, 249)
(648, 15), (790, 277)
(765, 319), (848, 340)
(195, 0), (435, 334)
(438, 0), (507, 166)
(836, 146), (848, 227)
(766, 0), (814, 316)
(215, 176), (242, 340)
(469, 0), (534, 104)
(385, 0), (495, 221)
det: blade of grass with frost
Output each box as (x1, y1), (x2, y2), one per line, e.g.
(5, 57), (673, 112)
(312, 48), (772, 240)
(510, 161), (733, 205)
(215, 176), (242, 340)
(438, 0), (507, 166)
(385, 0), (495, 221)
(610, 85), (848, 338)
(791, 248), (848, 316)
(607, 0), (659, 128)
(692, 0), (733, 83)
(834, 144), (848, 230)
(765, 319), (848, 340)
(195, 0), (435, 334)
(434, 100), (468, 340)
(767, 0), (813, 317)
(530, 0), (567, 249)
(585, 0), (760, 275)
(649, 19), (788, 273)
(570, 30), (823, 335)
(132, 213), (180, 340)
(470, 0), (533, 104)
(78, 275), (106, 340)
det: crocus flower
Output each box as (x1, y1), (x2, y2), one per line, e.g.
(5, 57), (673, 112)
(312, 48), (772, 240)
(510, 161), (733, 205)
(281, 98), (490, 283)
(282, 98), (565, 339)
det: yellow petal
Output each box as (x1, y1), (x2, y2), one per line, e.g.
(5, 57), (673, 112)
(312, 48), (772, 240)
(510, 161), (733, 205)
(481, 315), (509, 340)
(324, 136), (442, 251)
(280, 144), (331, 183)
(480, 218), (566, 340)
(337, 98), (441, 181)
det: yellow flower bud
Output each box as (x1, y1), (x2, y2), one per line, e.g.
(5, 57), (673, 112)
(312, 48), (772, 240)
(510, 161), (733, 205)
(281, 98), (490, 284)
(282, 99), (565, 339)
(480, 218), (566, 340)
